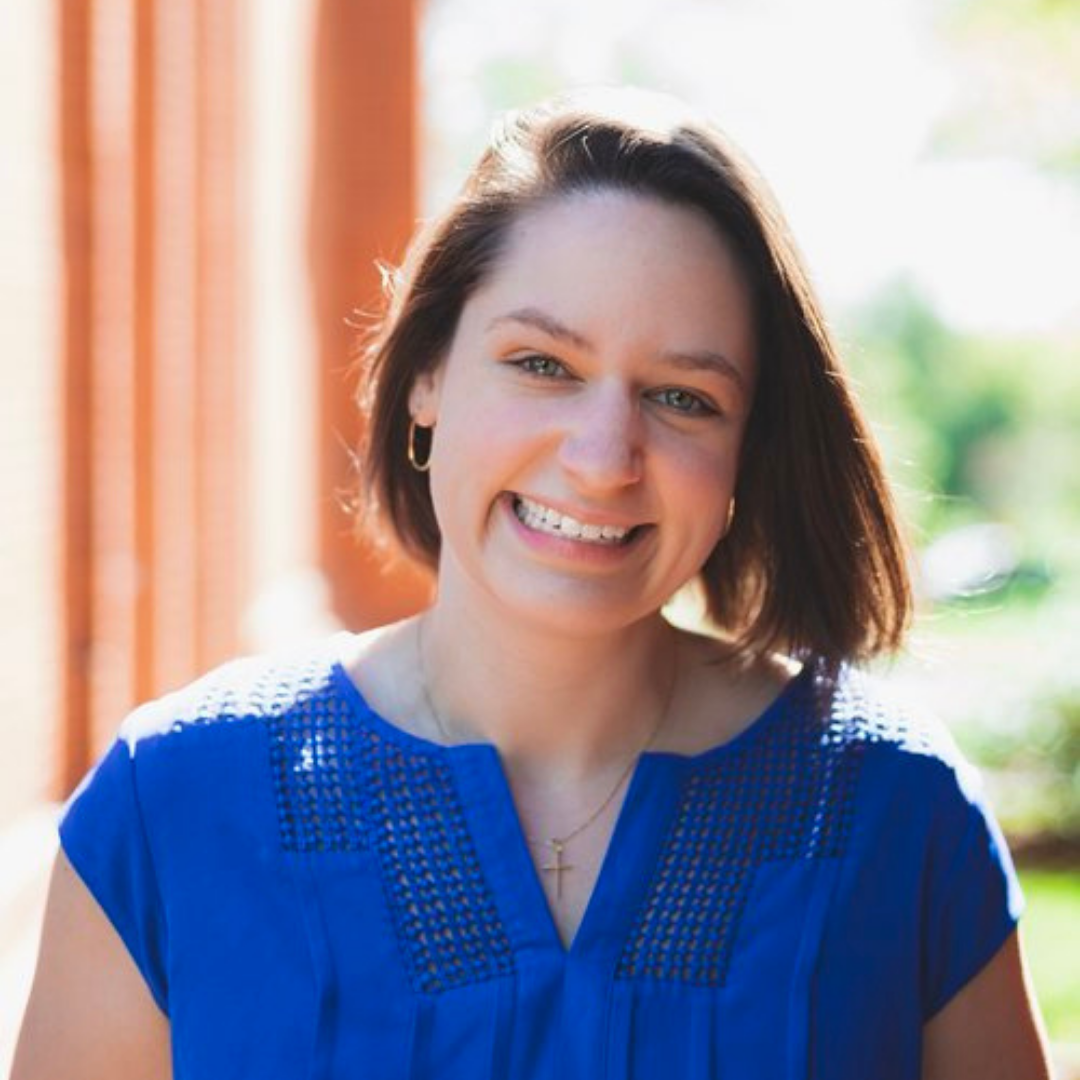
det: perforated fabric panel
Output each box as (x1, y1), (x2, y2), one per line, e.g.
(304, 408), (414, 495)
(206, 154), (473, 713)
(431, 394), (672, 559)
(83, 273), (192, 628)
(263, 655), (515, 994)
(616, 667), (940, 987)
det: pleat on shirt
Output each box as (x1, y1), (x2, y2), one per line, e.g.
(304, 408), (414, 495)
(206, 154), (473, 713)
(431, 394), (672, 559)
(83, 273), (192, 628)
(605, 980), (635, 1080)
(486, 976), (517, 1077)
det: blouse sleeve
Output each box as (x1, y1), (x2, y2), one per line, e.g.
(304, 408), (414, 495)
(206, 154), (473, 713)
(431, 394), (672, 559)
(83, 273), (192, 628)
(920, 755), (1024, 1020)
(59, 735), (170, 1014)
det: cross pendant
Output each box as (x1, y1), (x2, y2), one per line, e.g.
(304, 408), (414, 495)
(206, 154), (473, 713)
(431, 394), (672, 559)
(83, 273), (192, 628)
(540, 840), (574, 899)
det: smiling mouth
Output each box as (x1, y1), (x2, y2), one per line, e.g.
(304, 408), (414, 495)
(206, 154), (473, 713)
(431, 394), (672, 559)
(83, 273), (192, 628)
(511, 494), (642, 546)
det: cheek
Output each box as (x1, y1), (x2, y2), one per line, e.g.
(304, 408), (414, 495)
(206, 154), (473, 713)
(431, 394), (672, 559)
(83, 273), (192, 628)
(663, 440), (739, 538)
(438, 390), (557, 468)
(426, 395), (544, 524)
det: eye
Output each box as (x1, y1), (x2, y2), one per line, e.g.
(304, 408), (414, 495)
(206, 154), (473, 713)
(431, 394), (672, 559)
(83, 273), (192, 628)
(649, 387), (717, 416)
(511, 353), (569, 379)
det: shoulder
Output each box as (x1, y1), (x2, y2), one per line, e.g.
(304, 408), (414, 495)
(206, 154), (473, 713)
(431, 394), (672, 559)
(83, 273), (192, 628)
(683, 657), (982, 814)
(810, 662), (964, 763)
(675, 632), (965, 781)
(65, 634), (365, 860)
(117, 634), (347, 754)
(802, 662), (996, 826)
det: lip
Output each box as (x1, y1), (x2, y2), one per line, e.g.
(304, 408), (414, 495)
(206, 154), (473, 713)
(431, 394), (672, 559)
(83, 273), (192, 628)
(500, 493), (652, 565)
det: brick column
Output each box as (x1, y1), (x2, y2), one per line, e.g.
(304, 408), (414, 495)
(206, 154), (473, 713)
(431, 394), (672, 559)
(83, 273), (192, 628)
(309, 0), (433, 631)
(57, 0), (246, 783)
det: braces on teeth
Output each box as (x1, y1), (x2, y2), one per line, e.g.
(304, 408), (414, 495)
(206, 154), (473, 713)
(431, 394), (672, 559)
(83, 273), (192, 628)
(513, 496), (633, 544)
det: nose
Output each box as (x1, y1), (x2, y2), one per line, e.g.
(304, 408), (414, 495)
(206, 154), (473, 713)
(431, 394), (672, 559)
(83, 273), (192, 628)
(557, 383), (644, 492)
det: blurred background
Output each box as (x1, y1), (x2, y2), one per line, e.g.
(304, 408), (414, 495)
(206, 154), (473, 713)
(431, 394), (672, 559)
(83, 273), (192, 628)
(1, 0), (1078, 1071)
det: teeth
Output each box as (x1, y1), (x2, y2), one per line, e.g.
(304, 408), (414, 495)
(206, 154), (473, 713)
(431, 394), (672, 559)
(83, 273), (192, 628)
(514, 496), (632, 545)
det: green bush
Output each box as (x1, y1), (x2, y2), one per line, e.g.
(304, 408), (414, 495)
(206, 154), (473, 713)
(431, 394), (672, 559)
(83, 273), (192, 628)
(960, 672), (1080, 844)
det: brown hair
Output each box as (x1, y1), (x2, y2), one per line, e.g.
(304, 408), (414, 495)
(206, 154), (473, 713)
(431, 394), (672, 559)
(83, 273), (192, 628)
(356, 87), (911, 665)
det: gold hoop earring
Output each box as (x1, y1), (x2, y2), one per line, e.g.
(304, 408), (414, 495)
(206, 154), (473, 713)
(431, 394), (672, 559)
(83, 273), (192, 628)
(724, 497), (736, 537)
(407, 419), (432, 473)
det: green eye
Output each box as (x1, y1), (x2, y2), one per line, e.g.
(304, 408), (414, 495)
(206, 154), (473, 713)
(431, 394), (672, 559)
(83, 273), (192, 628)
(516, 354), (567, 378)
(652, 387), (714, 415)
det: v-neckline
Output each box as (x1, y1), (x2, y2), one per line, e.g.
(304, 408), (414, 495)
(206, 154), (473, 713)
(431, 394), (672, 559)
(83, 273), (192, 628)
(328, 645), (810, 963)
(447, 742), (683, 958)
(328, 655), (686, 961)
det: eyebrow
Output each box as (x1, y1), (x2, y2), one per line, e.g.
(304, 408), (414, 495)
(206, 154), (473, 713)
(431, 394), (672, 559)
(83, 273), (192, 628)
(488, 307), (593, 351)
(488, 306), (748, 393)
(659, 349), (748, 393)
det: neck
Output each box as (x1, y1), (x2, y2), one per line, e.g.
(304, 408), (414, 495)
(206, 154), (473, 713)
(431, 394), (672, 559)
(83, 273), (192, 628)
(419, 593), (677, 779)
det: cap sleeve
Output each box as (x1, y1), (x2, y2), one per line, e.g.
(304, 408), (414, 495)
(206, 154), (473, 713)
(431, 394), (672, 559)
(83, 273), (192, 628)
(59, 735), (170, 1014)
(921, 755), (1024, 1020)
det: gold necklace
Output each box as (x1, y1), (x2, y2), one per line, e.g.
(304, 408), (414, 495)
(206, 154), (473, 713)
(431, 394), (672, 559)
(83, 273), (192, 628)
(414, 617), (679, 900)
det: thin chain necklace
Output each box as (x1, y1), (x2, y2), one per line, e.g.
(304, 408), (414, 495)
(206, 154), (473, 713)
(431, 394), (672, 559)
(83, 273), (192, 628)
(414, 617), (679, 900)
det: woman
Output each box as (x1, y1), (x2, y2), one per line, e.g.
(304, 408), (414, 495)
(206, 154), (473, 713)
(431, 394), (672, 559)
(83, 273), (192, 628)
(14, 87), (1052, 1078)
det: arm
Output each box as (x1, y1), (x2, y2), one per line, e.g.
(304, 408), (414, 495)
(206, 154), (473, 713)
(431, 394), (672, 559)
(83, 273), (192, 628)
(11, 850), (171, 1080)
(922, 929), (1053, 1080)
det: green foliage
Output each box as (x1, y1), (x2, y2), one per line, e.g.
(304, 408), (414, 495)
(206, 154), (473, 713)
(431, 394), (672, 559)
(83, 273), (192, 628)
(913, 579), (1080, 845)
(842, 280), (1080, 564)
(964, 677), (1080, 841)
(1018, 868), (1080, 1042)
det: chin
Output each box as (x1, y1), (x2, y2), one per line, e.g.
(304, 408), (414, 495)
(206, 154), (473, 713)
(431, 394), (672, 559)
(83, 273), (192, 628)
(486, 573), (674, 640)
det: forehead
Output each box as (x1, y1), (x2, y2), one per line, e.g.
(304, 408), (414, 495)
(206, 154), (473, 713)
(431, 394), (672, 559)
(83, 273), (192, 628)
(499, 188), (743, 278)
(459, 189), (756, 371)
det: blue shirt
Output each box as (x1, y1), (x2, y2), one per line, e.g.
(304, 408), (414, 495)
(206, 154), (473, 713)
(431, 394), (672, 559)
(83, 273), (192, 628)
(60, 635), (1022, 1079)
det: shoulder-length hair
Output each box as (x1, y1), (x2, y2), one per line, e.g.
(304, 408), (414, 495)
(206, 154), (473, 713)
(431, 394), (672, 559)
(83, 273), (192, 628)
(356, 87), (912, 666)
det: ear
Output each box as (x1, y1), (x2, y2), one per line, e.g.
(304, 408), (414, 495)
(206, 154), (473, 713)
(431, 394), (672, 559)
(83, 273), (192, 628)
(408, 366), (443, 427)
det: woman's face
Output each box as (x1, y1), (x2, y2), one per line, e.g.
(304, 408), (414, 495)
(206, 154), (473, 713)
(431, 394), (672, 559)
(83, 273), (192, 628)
(410, 189), (756, 637)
